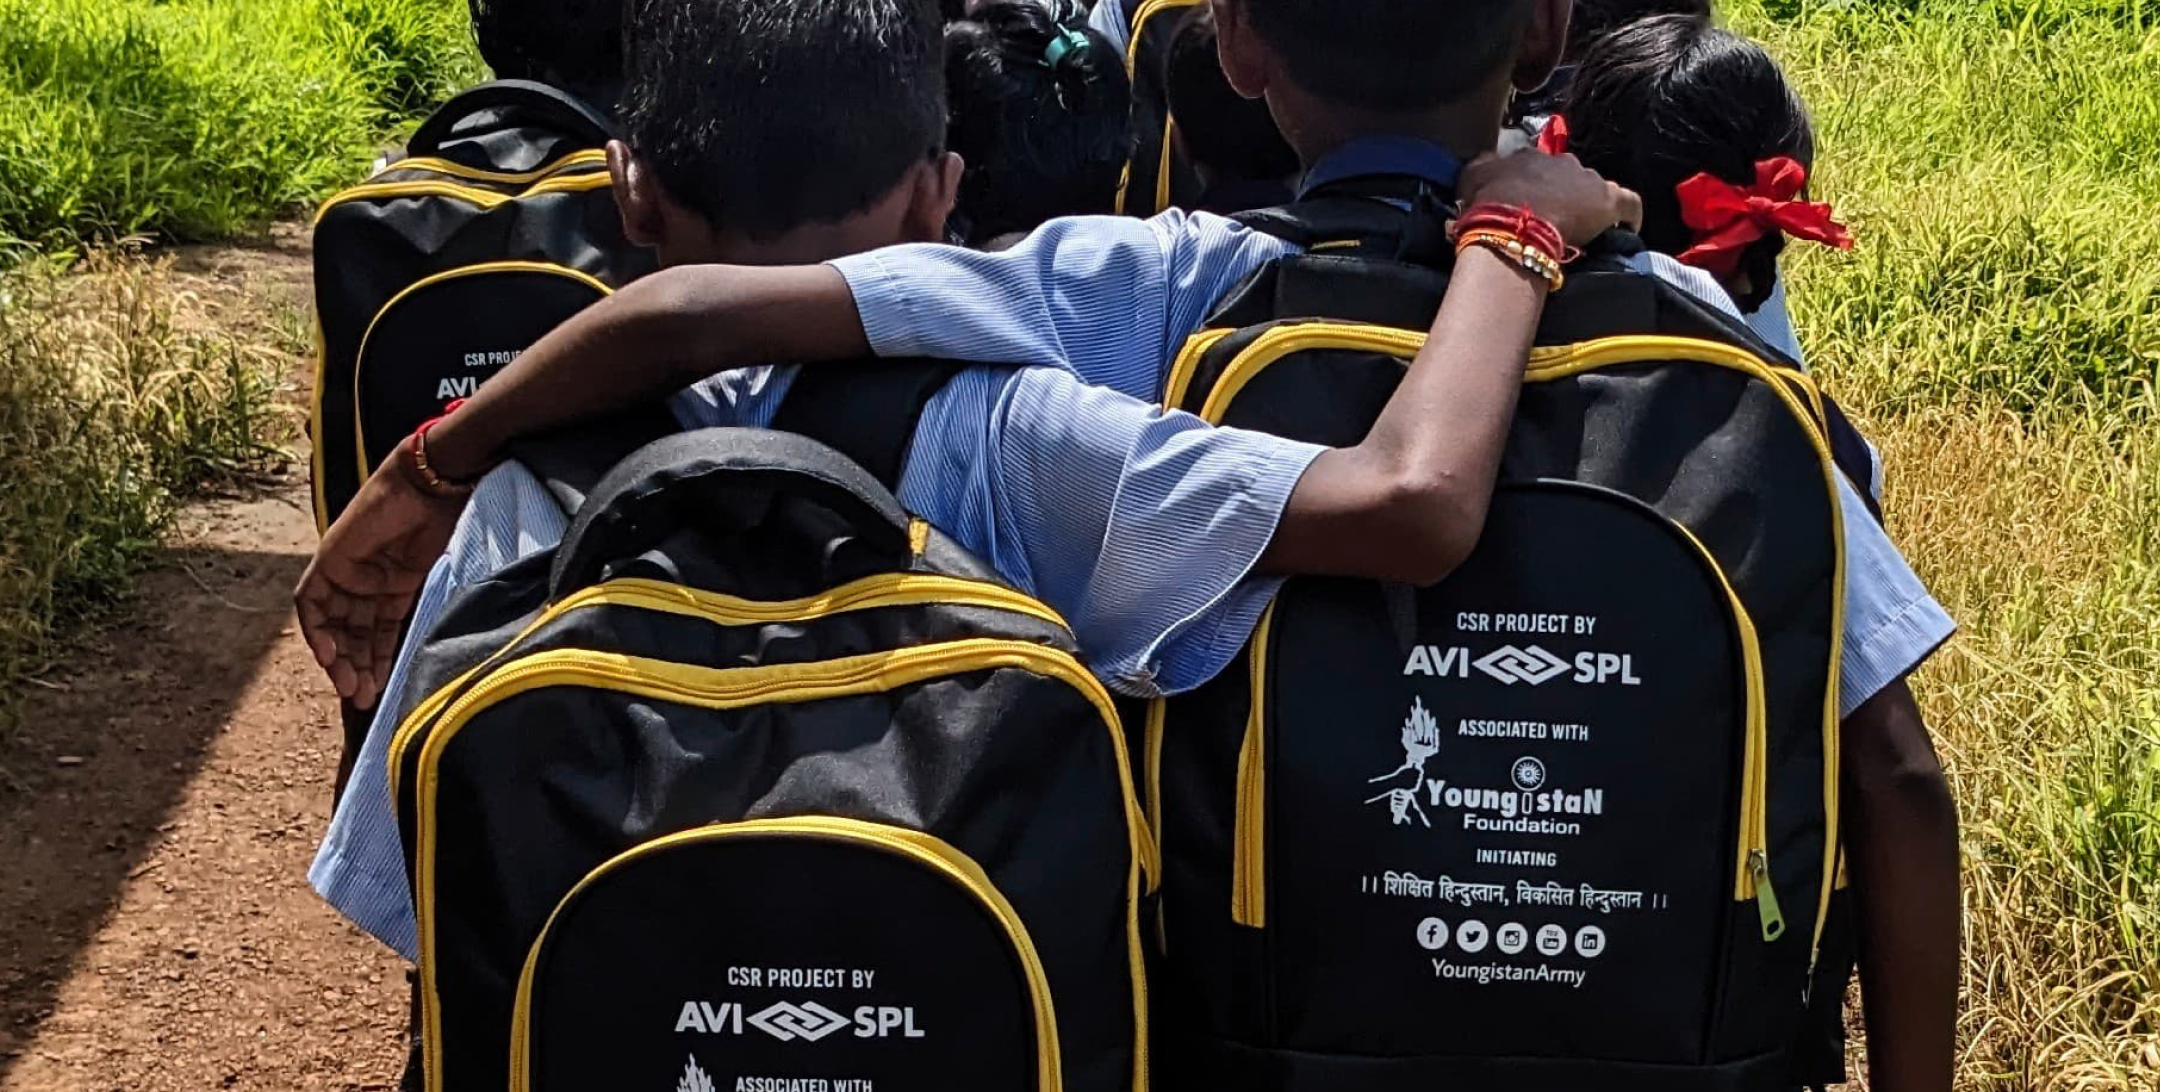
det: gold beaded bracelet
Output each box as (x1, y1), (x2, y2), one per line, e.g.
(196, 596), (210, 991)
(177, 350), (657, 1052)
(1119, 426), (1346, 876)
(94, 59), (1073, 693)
(1454, 228), (1566, 294)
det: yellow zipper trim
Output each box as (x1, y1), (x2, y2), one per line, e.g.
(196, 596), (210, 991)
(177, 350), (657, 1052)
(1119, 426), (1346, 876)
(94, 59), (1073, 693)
(1666, 519), (1779, 938)
(1124, 0), (1204, 78)
(1144, 699), (1168, 897)
(308, 315), (332, 533)
(508, 817), (1061, 1092)
(348, 261), (611, 485)
(386, 572), (1075, 807)
(1154, 115), (1179, 215)
(312, 170), (613, 224)
(416, 639), (1151, 1092)
(1195, 324), (1845, 952)
(383, 148), (607, 185)
(1117, 0), (1204, 216)
(1162, 327), (1237, 412)
(1229, 604), (1276, 928)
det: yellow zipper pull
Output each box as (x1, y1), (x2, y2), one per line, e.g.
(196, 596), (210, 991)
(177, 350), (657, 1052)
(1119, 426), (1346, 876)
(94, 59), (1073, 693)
(1750, 850), (1786, 941)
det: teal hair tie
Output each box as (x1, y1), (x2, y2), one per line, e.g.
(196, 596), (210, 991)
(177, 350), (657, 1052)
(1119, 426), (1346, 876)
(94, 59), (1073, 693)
(1042, 27), (1090, 69)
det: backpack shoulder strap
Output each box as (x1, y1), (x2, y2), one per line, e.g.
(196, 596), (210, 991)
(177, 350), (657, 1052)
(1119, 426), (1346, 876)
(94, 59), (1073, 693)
(505, 405), (680, 516)
(769, 360), (966, 491)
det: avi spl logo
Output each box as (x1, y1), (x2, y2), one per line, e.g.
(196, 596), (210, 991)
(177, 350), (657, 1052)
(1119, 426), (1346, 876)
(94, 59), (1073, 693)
(1401, 643), (1643, 687)
(674, 1000), (925, 1041)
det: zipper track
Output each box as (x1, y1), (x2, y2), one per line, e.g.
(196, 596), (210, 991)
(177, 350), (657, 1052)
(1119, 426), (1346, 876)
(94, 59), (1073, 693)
(415, 638), (1151, 1092)
(383, 148), (607, 186)
(1229, 605), (1277, 928)
(348, 261), (611, 483)
(386, 572), (1076, 815)
(507, 817), (1061, 1092)
(1188, 323), (1841, 949)
(311, 169), (611, 225)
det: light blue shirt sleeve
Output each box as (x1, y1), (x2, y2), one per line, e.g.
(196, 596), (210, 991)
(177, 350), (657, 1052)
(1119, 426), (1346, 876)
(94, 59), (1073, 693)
(1632, 251), (1949, 709)
(829, 211), (1294, 402)
(961, 366), (1326, 696)
(308, 462), (570, 959)
(1088, 0), (1131, 58)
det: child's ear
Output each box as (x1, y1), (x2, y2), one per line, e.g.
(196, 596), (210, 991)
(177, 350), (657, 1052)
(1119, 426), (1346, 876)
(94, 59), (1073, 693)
(1211, 0), (1269, 100)
(1513, 0), (1571, 93)
(606, 139), (667, 250)
(902, 151), (966, 245)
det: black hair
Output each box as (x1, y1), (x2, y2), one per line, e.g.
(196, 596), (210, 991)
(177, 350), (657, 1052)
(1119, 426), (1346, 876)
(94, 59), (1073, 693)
(618, 0), (948, 240)
(1241, 0), (1535, 114)
(468, 0), (624, 93)
(944, 0), (1132, 244)
(1561, 15), (1812, 307)
(1565, 0), (1712, 61)
(1165, 6), (1300, 189)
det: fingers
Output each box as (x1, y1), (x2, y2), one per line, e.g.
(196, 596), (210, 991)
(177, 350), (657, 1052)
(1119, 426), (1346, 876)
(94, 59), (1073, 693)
(1612, 183), (1645, 233)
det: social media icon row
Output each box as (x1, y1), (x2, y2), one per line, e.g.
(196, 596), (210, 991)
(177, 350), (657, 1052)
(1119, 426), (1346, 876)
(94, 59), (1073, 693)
(1417, 917), (1605, 959)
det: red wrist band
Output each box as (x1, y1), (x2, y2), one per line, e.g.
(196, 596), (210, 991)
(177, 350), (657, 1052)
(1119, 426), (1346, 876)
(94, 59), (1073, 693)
(1452, 203), (1570, 265)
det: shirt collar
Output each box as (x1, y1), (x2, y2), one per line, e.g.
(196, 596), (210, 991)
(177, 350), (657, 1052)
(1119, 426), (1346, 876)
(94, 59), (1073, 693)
(1297, 137), (1465, 199)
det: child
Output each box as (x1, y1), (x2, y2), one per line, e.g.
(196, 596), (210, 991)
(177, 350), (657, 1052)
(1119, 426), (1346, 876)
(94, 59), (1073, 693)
(307, 2), (1626, 1087)
(1555, 13), (1847, 360)
(1509, 0), (1713, 124)
(304, 1), (1955, 1088)
(465, 0), (624, 105)
(944, 0), (1132, 246)
(1163, 5), (1300, 214)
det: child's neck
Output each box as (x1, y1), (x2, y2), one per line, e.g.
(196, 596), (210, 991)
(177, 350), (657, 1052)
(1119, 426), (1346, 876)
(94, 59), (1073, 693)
(1271, 82), (1512, 185)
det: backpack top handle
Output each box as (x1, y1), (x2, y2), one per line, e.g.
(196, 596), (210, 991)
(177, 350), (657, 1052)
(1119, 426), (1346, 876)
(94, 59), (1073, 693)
(548, 428), (917, 599)
(407, 79), (617, 157)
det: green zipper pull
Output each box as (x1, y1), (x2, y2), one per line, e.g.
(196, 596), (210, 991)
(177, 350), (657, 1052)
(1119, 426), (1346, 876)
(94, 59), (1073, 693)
(1750, 850), (1786, 941)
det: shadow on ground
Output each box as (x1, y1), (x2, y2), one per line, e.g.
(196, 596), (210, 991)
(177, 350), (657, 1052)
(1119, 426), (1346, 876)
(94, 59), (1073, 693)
(0, 544), (301, 1082)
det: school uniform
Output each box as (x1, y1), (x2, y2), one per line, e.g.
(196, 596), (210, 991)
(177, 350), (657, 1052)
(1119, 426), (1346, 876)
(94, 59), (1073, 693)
(312, 146), (1952, 1076)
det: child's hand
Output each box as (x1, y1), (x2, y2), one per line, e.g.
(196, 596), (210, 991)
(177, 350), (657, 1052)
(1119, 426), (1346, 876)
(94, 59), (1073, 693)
(1460, 150), (1642, 247)
(293, 457), (465, 710)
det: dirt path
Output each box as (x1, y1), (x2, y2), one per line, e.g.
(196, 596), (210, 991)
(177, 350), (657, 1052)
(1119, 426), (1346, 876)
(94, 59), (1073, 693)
(0, 231), (408, 1091)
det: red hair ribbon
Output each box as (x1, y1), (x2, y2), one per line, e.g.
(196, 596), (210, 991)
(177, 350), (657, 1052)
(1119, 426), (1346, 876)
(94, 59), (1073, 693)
(1674, 156), (1852, 277)
(1536, 115), (1570, 156)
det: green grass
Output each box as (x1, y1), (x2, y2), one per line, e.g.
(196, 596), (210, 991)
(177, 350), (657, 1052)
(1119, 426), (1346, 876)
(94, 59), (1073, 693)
(0, 253), (287, 730)
(0, 0), (479, 250)
(1731, 1), (2160, 1086)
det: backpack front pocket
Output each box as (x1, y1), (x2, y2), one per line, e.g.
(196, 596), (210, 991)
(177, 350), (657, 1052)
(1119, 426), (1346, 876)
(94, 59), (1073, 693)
(350, 261), (610, 479)
(511, 818), (1056, 1092)
(1201, 480), (1778, 1066)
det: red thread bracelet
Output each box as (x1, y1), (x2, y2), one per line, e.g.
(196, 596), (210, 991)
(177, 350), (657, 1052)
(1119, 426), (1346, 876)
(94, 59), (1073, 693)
(405, 397), (475, 497)
(1452, 203), (1572, 265)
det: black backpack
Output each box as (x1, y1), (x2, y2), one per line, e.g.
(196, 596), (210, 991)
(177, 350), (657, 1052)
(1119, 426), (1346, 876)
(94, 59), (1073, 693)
(308, 79), (655, 530)
(1143, 187), (1857, 1090)
(1115, 0), (1206, 218)
(380, 375), (1153, 1092)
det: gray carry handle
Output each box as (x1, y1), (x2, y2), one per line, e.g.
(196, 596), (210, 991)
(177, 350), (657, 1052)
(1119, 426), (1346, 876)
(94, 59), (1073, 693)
(408, 79), (615, 156)
(547, 428), (915, 599)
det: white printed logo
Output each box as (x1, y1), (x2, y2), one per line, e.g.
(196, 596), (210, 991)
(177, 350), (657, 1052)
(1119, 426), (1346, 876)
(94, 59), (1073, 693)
(1576, 925), (1608, 958)
(677, 1054), (715, 1092)
(1496, 922), (1529, 955)
(1365, 698), (1440, 827)
(745, 1001), (852, 1042)
(1473, 645), (1573, 685)
(1536, 924), (1569, 957)
(1416, 917), (1450, 951)
(1456, 919), (1491, 954)
(1510, 756), (1547, 792)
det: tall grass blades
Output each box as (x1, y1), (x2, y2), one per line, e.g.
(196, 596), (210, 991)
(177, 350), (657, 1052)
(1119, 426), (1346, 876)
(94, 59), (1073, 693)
(1869, 406), (2160, 1091)
(0, 253), (285, 729)
(1734, 0), (2160, 414)
(1728, 0), (2160, 1085)
(0, 0), (480, 249)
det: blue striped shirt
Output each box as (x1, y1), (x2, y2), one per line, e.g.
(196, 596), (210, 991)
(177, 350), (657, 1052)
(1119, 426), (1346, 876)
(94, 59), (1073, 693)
(313, 202), (1951, 959)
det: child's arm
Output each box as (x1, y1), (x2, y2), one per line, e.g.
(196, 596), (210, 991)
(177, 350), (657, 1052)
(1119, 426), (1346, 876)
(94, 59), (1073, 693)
(298, 154), (1637, 705)
(1841, 678), (1961, 1092)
